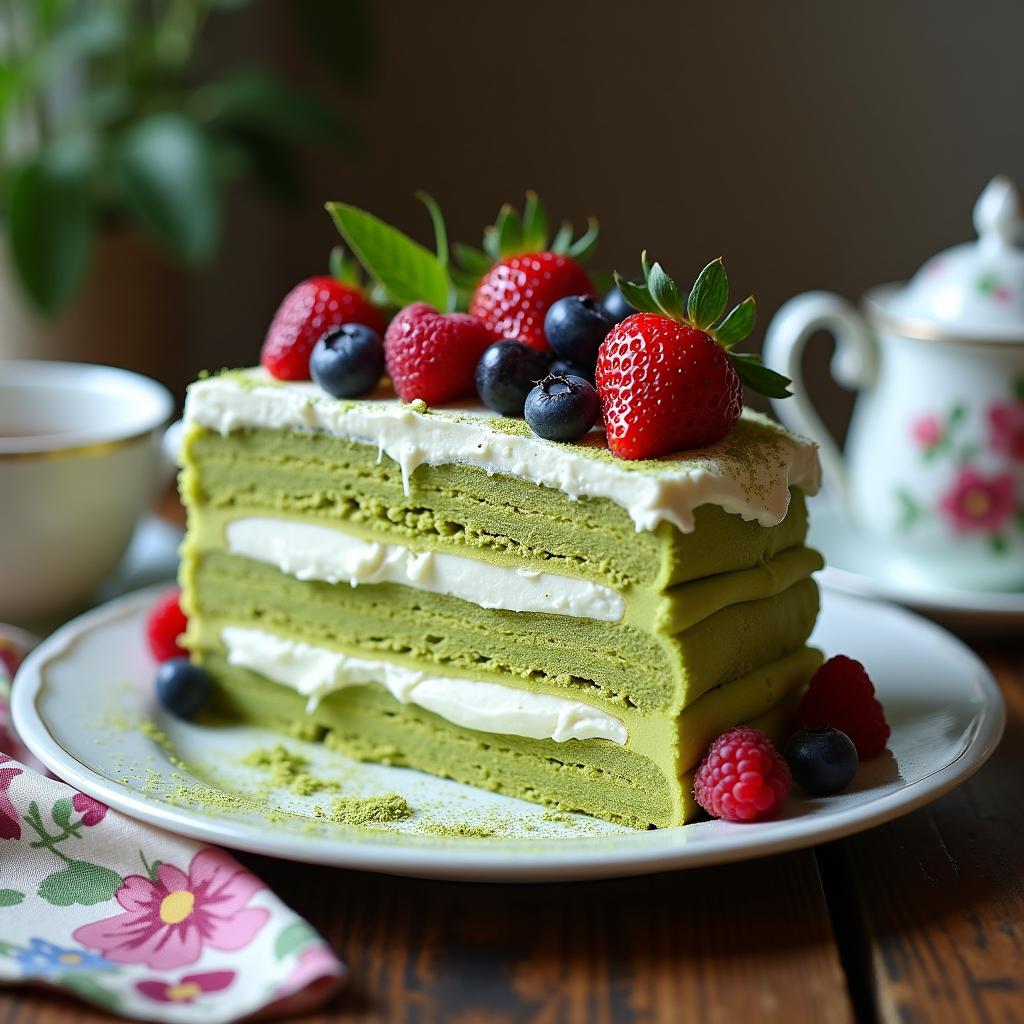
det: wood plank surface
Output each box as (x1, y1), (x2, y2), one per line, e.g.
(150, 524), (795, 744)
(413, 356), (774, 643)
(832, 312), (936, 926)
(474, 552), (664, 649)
(840, 642), (1024, 1024)
(1, 851), (852, 1024)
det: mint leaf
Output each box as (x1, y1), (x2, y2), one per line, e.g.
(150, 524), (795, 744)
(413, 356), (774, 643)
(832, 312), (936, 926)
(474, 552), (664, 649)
(729, 352), (792, 398)
(613, 272), (661, 314)
(567, 217), (599, 261)
(687, 258), (729, 329)
(646, 262), (684, 319)
(522, 191), (549, 251)
(327, 201), (449, 312)
(415, 191), (448, 267)
(714, 297), (756, 346)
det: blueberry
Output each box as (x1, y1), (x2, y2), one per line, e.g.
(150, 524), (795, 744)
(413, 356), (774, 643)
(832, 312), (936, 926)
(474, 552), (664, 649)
(524, 374), (600, 442)
(475, 340), (550, 417)
(601, 286), (636, 325)
(310, 323), (385, 398)
(548, 358), (594, 386)
(543, 296), (612, 372)
(156, 658), (212, 719)
(783, 726), (859, 796)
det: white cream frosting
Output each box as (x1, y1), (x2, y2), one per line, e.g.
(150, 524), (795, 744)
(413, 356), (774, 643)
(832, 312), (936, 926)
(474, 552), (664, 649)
(221, 625), (628, 744)
(184, 369), (821, 533)
(225, 517), (624, 622)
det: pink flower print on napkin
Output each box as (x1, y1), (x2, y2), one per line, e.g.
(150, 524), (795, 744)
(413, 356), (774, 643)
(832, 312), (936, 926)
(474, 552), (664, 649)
(1, 754), (22, 840)
(136, 970), (236, 1005)
(73, 847), (269, 970)
(911, 413), (944, 452)
(71, 792), (108, 827)
(988, 400), (1024, 461)
(939, 467), (1016, 534)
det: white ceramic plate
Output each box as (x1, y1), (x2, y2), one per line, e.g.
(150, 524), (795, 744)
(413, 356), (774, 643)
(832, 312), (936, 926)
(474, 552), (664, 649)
(809, 497), (1024, 632)
(12, 586), (1005, 882)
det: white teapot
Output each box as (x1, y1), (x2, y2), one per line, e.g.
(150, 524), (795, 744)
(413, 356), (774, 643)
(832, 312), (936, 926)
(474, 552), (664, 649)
(765, 177), (1024, 592)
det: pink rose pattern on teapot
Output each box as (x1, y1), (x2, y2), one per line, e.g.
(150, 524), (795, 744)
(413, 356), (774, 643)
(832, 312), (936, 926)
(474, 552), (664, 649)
(899, 376), (1024, 553)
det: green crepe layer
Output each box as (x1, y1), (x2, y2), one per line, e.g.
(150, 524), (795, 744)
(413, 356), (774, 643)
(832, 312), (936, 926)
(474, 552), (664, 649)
(183, 548), (820, 714)
(197, 645), (821, 828)
(181, 426), (810, 590)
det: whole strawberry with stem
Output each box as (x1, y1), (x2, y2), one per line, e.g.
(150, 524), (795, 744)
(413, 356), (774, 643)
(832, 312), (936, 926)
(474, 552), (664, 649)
(458, 192), (599, 352)
(328, 194), (492, 403)
(260, 248), (387, 381)
(596, 256), (791, 459)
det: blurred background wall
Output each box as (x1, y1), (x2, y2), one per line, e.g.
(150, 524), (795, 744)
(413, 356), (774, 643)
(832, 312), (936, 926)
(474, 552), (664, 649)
(7, 0), (1024, 434)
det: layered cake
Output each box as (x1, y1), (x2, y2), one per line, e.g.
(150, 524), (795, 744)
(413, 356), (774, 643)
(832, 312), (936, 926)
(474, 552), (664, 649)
(178, 373), (821, 828)
(173, 195), (827, 829)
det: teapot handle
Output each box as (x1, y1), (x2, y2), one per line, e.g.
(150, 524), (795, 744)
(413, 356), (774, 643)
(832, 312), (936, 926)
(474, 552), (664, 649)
(763, 292), (878, 516)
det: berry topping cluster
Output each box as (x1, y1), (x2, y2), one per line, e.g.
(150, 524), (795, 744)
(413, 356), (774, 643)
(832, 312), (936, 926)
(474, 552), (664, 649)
(145, 589), (212, 719)
(693, 655), (890, 823)
(254, 190), (793, 458)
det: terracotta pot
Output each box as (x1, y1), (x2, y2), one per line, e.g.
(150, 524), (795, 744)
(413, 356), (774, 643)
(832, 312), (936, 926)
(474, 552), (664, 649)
(0, 231), (187, 395)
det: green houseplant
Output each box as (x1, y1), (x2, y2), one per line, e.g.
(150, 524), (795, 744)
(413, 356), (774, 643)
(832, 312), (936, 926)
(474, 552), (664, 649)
(0, 0), (369, 373)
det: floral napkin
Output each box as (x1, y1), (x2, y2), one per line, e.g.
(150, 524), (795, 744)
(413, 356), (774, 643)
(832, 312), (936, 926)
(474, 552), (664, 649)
(0, 630), (346, 1021)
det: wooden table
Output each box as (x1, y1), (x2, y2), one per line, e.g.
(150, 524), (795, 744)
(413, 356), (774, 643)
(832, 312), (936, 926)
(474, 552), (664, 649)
(3, 502), (1021, 1022)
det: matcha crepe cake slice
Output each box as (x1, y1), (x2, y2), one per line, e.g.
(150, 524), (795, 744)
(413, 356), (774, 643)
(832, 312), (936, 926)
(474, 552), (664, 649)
(179, 369), (822, 829)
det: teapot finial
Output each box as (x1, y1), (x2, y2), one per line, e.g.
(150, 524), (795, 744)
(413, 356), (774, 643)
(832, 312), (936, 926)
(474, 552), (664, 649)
(973, 176), (1022, 250)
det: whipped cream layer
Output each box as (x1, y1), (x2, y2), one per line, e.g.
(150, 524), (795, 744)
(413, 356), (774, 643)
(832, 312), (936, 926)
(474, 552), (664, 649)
(185, 369), (820, 533)
(221, 626), (628, 744)
(225, 517), (625, 621)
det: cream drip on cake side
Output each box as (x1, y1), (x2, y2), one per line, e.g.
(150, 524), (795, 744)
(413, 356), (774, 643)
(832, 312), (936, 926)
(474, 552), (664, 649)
(220, 626), (628, 744)
(224, 517), (625, 621)
(184, 369), (821, 533)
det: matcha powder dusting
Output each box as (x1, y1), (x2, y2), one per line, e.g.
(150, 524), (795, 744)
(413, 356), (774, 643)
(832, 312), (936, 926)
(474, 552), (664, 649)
(322, 793), (412, 826)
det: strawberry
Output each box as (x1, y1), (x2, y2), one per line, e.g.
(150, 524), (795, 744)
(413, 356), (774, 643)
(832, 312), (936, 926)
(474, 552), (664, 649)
(384, 302), (493, 403)
(146, 588), (188, 663)
(459, 193), (599, 351)
(260, 263), (386, 381)
(596, 256), (791, 459)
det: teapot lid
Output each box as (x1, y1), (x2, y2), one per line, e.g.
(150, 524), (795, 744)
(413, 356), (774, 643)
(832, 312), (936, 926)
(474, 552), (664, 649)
(877, 176), (1024, 342)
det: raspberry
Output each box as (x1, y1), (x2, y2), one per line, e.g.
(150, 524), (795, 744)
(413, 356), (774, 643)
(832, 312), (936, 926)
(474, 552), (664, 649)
(790, 655), (890, 759)
(146, 588), (188, 663)
(384, 303), (493, 404)
(693, 726), (792, 822)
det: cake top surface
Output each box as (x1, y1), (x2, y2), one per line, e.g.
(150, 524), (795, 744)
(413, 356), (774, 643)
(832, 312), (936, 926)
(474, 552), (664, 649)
(184, 368), (820, 533)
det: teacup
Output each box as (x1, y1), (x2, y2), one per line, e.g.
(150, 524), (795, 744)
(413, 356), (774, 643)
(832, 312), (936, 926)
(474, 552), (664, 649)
(765, 177), (1024, 592)
(0, 361), (175, 622)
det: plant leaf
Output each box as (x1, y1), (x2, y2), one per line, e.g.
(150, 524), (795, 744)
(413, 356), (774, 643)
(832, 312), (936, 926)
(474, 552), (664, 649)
(729, 352), (792, 398)
(714, 296), (756, 346)
(613, 272), (662, 314)
(482, 226), (501, 262)
(522, 191), (548, 251)
(38, 860), (122, 907)
(566, 217), (599, 262)
(640, 250), (653, 279)
(196, 68), (356, 149)
(0, 889), (24, 907)
(6, 150), (94, 313)
(687, 258), (729, 329)
(327, 201), (449, 311)
(114, 113), (220, 265)
(646, 262), (684, 319)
